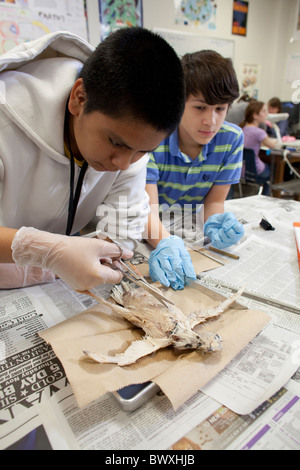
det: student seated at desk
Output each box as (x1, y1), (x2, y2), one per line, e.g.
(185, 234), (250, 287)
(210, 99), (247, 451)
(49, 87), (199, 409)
(226, 93), (255, 126)
(267, 97), (289, 138)
(240, 101), (279, 195)
(0, 28), (185, 290)
(145, 50), (245, 290)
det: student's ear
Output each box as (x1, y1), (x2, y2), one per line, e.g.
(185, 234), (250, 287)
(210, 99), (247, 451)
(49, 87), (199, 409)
(68, 78), (87, 116)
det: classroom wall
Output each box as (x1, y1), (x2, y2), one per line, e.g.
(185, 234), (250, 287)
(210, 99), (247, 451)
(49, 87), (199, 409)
(86, 0), (299, 103)
(280, 0), (300, 100)
(141, 0), (298, 103)
(1, 0), (298, 105)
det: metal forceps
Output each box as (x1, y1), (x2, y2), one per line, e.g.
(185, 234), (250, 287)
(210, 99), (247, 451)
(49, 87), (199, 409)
(76, 239), (173, 307)
(109, 242), (174, 306)
(114, 260), (174, 307)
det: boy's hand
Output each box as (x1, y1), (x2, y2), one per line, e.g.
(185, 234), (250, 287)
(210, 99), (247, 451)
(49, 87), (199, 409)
(149, 236), (196, 290)
(204, 212), (244, 249)
(11, 227), (133, 291)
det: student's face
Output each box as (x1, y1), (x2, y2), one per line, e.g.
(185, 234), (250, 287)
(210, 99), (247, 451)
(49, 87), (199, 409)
(68, 80), (166, 172)
(255, 104), (268, 124)
(268, 105), (279, 114)
(179, 93), (229, 146)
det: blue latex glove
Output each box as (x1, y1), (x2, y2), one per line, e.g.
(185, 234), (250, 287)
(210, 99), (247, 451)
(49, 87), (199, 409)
(204, 212), (244, 249)
(149, 235), (196, 290)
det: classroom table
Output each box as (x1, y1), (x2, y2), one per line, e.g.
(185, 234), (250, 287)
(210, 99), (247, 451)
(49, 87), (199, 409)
(260, 147), (300, 198)
(0, 195), (299, 451)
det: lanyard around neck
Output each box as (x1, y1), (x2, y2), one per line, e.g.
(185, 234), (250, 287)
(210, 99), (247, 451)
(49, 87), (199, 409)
(65, 134), (88, 236)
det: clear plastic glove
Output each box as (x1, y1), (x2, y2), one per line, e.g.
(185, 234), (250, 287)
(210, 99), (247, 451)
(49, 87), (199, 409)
(149, 235), (196, 290)
(0, 264), (55, 289)
(204, 212), (244, 249)
(11, 227), (133, 291)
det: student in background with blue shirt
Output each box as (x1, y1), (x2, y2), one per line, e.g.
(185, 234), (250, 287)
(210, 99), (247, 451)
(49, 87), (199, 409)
(145, 50), (245, 290)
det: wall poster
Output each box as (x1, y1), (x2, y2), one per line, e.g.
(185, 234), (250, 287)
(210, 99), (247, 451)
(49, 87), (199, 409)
(240, 63), (261, 99)
(99, 0), (143, 40)
(174, 0), (218, 30)
(0, 0), (88, 54)
(232, 0), (248, 37)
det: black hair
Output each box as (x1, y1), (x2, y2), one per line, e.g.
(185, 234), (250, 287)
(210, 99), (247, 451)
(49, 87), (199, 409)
(268, 97), (282, 112)
(79, 27), (185, 134)
(181, 50), (239, 105)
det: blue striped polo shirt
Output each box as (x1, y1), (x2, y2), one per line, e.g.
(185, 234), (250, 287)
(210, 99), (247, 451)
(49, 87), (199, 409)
(146, 121), (244, 212)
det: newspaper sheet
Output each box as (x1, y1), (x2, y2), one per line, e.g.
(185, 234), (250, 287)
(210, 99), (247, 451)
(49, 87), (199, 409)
(195, 196), (300, 416)
(171, 379), (300, 450)
(170, 284), (300, 450)
(209, 195), (300, 307)
(197, 279), (300, 414)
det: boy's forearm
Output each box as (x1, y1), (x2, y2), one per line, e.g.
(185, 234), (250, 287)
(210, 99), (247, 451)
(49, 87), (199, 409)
(0, 227), (18, 263)
(145, 183), (171, 248)
(204, 185), (230, 221)
(144, 211), (170, 248)
(204, 201), (225, 222)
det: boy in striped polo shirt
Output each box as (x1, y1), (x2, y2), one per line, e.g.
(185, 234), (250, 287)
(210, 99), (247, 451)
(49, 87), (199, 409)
(145, 50), (244, 290)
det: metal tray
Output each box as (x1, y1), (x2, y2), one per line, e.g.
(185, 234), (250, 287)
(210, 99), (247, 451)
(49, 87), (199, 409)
(112, 382), (160, 412)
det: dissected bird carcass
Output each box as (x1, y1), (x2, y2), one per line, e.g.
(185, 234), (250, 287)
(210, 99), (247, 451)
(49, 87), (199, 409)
(83, 282), (244, 367)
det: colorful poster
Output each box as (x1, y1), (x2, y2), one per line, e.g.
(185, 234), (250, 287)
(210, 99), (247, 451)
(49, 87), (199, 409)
(174, 0), (218, 30)
(240, 63), (261, 99)
(99, 0), (143, 40)
(0, 0), (88, 54)
(232, 0), (248, 37)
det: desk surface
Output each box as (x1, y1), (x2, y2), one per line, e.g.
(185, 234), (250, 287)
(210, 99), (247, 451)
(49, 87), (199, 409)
(261, 141), (300, 152)
(0, 195), (300, 451)
(282, 140), (300, 150)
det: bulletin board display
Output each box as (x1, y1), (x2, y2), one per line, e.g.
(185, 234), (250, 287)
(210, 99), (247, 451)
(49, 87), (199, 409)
(99, 0), (143, 40)
(153, 28), (234, 60)
(174, 0), (218, 30)
(0, 0), (88, 55)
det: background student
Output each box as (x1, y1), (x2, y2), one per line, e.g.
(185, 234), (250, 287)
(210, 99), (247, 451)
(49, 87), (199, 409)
(240, 101), (279, 196)
(226, 93), (255, 126)
(267, 96), (289, 138)
(0, 27), (185, 290)
(145, 50), (245, 290)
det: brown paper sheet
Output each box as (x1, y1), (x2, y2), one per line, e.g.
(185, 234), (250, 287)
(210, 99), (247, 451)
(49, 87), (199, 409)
(131, 248), (225, 283)
(136, 248), (226, 277)
(39, 279), (270, 410)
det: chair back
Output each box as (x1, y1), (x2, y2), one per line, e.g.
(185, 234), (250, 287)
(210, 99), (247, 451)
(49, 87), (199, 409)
(243, 148), (258, 183)
(243, 148), (269, 184)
